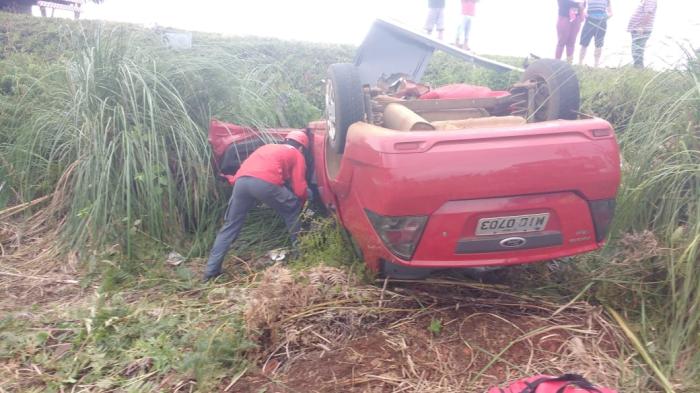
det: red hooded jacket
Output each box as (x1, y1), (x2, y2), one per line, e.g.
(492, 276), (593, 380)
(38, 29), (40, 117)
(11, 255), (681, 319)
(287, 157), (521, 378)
(227, 144), (308, 203)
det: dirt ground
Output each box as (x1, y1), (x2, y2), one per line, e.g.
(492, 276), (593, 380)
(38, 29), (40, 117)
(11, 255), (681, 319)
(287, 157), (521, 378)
(1, 221), (629, 392)
(229, 273), (625, 393)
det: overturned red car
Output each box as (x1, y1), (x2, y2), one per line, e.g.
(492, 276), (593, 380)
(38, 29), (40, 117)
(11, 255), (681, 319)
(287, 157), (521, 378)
(209, 19), (620, 278)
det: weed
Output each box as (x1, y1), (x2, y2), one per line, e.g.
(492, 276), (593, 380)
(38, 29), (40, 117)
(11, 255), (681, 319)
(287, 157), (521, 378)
(295, 215), (363, 273)
(428, 318), (443, 336)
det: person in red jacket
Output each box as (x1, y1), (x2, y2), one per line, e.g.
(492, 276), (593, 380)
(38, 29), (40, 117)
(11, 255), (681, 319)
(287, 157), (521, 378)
(203, 131), (309, 281)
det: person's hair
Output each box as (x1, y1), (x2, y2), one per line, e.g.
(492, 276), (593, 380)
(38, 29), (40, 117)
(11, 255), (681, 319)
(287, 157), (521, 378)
(284, 139), (304, 150)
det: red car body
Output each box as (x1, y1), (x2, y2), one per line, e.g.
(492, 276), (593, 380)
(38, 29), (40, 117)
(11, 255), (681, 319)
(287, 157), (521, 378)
(210, 113), (620, 277)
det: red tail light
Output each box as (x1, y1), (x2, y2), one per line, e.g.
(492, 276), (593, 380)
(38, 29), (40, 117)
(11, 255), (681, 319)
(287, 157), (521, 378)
(589, 199), (616, 242)
(366, 210), (428, 260)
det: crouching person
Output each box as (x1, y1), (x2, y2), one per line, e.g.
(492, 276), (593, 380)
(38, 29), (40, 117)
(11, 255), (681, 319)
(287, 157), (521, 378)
(203, 131), (309, 281)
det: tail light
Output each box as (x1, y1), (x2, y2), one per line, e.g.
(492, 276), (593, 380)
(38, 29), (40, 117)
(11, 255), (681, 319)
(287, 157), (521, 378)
(589, 199), (616, 242)
(366, 210), (428, 260)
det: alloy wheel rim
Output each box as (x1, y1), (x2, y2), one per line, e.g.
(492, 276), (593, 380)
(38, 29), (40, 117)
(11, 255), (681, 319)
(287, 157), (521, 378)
(325, 80), (337, 141)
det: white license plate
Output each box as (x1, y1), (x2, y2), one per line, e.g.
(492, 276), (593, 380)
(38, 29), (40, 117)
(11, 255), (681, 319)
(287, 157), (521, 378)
(476, 213), (550, 236)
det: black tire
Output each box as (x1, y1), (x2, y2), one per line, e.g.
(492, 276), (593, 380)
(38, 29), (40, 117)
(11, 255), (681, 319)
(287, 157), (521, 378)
(326, 63), (365, 154)
(520, 59), (580, 121)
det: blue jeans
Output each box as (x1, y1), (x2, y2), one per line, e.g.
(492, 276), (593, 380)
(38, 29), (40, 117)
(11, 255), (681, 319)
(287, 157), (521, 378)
(631, 31), (651, 68)
(457, 15), (472, 44)
(204, 176), (302, 279)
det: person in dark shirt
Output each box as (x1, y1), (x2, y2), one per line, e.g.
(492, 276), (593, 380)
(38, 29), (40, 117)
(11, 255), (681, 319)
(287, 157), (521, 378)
(556, 0), (586, 63)
(425, 0), (446, 40)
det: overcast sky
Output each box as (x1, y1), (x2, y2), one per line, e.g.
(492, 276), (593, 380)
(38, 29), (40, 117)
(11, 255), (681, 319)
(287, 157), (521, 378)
(38, 0), (699, 69)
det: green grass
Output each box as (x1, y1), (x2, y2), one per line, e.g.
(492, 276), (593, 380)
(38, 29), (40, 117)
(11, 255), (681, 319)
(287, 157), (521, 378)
(572, 61), (700, 391)
(0, 274), (254, 391)
(0, 15), (325, 257)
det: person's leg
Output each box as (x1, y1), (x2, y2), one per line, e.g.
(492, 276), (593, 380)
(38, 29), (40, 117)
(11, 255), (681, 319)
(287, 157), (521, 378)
(594, 18), (607, 67)
(424, 8), (437, 35)
(248, 179), (303, 248)
(436, 9), (445, 40)
(594, 47), (602, 67)
(630, 32), (640, 67)
(462, 16), (472, 50)
(455, 17), (463, 46)
(579, 20), (595, 65)
(566, 17), (583, 63)
(555, 16), (569, 60)
(637, 32), (651, 68)
(631, 31), (650, 68)
(203, 178), (256, 279)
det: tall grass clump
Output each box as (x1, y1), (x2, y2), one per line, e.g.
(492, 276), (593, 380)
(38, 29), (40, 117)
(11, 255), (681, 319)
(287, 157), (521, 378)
(7, 27), (213, 255)
(578, 57), (700, 390)
(3, 24), (319, 257)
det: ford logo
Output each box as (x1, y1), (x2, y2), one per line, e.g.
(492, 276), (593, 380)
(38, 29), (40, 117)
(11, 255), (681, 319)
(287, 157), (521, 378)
(500, 237), (527, 248)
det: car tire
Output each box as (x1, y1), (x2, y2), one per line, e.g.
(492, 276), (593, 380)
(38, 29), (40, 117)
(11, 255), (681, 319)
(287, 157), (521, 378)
(520, 59), (580, 121)
(326, 63), (365, 154)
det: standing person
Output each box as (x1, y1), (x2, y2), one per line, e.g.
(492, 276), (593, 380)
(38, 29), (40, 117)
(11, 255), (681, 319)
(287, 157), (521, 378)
(628, 0), (657, 68)
(556, 0), (586, 63)
(425, 0), (446, 40)
(203, 131), (309, 281)
(579, 0), (612, 67)
(456, 0), (477, 51)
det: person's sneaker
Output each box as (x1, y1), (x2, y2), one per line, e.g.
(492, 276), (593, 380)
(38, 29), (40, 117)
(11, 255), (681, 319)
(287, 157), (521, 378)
(202, 272), (222, 283)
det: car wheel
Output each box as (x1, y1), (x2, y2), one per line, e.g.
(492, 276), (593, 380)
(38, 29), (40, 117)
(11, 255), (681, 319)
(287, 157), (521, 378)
(520, 59), (580, 121)
(326, 63), (365, 154)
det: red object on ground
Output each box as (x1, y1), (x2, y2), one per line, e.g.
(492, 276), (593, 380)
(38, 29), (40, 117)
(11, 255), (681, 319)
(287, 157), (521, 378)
(420, 83), (510, 100)
(487, 374), (618, 393)
(232, 144), (308, 202)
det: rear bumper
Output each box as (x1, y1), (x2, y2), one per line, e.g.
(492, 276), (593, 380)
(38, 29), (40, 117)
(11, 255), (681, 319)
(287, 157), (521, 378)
(339, 191), (607, 274)
(343, 207), (604, 274)
(381, 241), (601, 270)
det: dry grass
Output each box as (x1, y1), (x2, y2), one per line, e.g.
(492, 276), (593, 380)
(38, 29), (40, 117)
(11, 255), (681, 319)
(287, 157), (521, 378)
(235, 266), (650, 393)
(0, 213), (85, 314)
(0, 225), (655, 392)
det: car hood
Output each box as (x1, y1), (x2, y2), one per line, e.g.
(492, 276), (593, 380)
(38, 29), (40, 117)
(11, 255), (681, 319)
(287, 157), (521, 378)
(353, 18), (522, 86)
